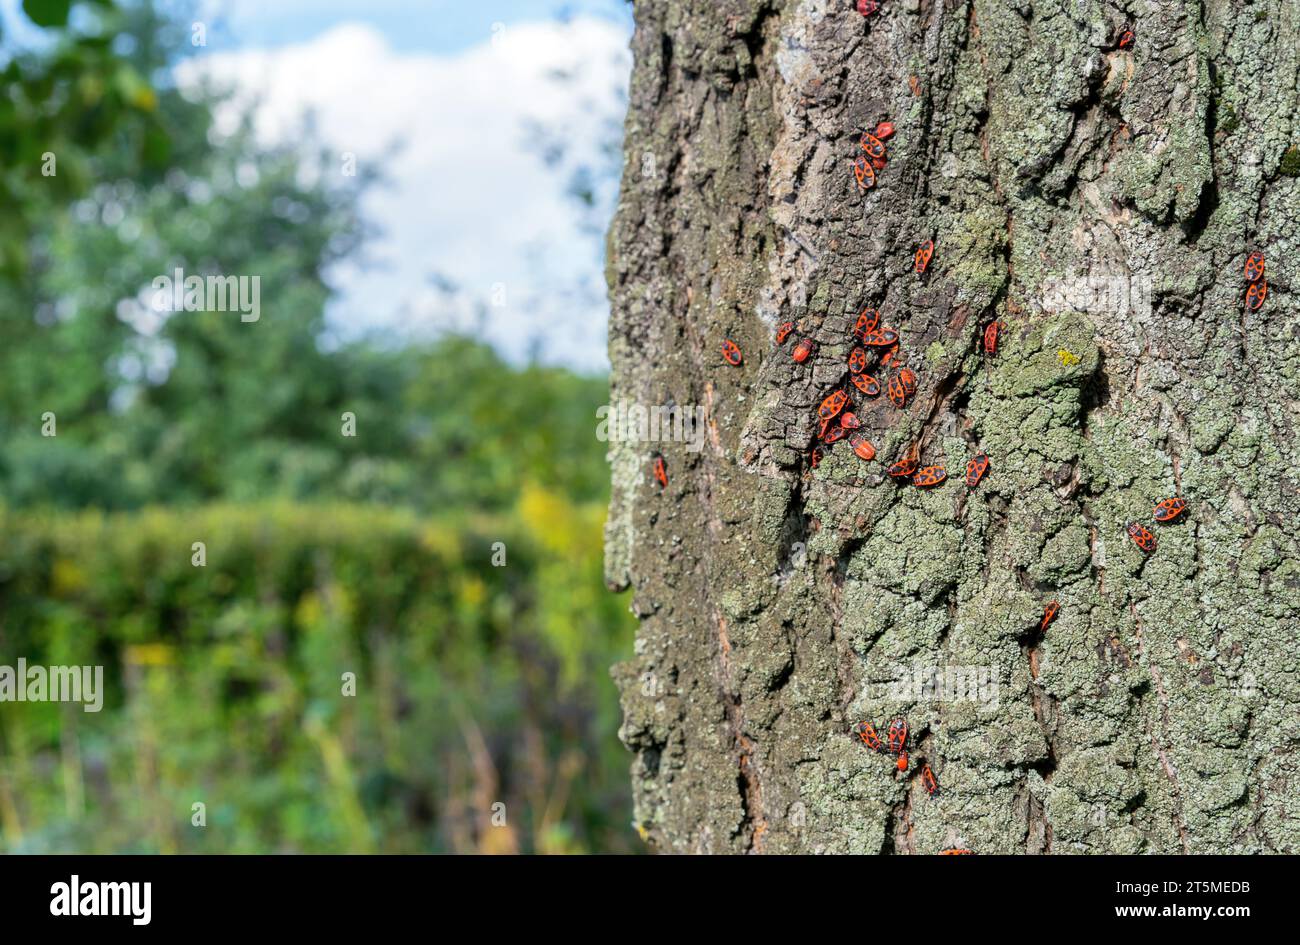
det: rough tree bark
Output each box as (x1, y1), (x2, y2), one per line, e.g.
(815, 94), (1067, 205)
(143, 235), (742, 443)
(604, 0), (1299, 854)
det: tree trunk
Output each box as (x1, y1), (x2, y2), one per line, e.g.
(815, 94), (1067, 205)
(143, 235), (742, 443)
(605, 0), (1300, 854)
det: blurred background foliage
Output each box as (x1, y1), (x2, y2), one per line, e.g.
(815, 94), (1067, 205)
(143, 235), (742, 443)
(0, 0), (634, 852)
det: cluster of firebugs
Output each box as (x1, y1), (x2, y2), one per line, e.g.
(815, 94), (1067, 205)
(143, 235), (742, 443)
(648, 11), (1272, 853)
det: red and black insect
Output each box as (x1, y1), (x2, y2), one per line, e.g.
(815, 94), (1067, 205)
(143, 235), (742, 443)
(920, 763), (939, 797)
(652, 454), (668, 489)
(822, 424), (848, 445)
(860, 132), (886, 160)
(776, 321), (794, 345)
(1127, 522), (1157, 553)
(1040, 600), (1059, 633)
(861, 328), (900, 347)
(897, 751), (909, 772)
(721, 339), (743, 365)
(857, 0), (880, 15)
(851, 373), (881, 397)
(854, 155), (876, 191)
(887, 373), (909, 408)
(839, 411), (862, 430)
(849, 346), (869, 374)
(874, 120), (896, 140)
(964, 453), (989, 488)
(983, 320), (1001, 355)
(853, 721), (885, 752)
(792, 338), (815, 363)
(1153, 497), (1188, 522)
(915, 239), (934, 274)
(886, 718), (908, 755)
(853, 308), (880, 339)
(1244, 251), (1265, 283)
(871, 155), (887, 171)
(880, 343), (899, 368)
(809, 447), (824, 469)
(912, 465), (947, 487)
(1246, 280), (1268, 312)
(939, 848), (975, 855)
(1117, 28), (1134, 49)
(898, 367), (917, 396)
(818, 389), (849, 421)
(849, 433), (876, 461)
(887, 447), (919, 479)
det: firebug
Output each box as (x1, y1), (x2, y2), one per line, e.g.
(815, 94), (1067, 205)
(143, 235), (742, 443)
(915, 240), (934, 274)
(860, 132), (886, 160)
(912, 465), (947, 487)
(874, 121), (896, 140)
(1040, 600), (1059, 633)
(776, 321), (794, 345)
(1153, 497), (1188, 522)
(1245, 280), (1268, 311)
(839, 411), (862, 430)
(853, 308), (880, 339)
(652, 454), (668, 489)
(983, 320), (1001, 355)
(818, 389), (849, 421)
(1127, 522), (1157, 553)
(857, 0), (879, 15)
(887, 447), (919, 478)
(898, 367), (917, 395)
(887, 373), (909, 408)
(822, 424), (848, 445)
(939, 849), (975, 855)
(861, 328), (899, 347)
(849, 346), (869, 373)
(854, 721), (885, 752)
(1118, 28), (1134, 49)
(809, 447), (824, 469)
(851, 373), (881, 397)
(1244, 251), (1265, 283)
(897, 751), (909, 772)
(854, 155), (876, 191)
(721, 339), (743, 365)
(887, 718), (908, 755)
(921, 763), (939, 797)
(965, 453), (989, 488)
(849, 433), (876, 461)
(792, 338), (815, 363)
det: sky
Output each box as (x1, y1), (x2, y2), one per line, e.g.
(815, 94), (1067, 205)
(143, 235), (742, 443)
(179, 0), (634, 373)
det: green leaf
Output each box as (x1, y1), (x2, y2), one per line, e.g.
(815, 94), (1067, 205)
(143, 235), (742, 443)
(22, 0), (73, 28)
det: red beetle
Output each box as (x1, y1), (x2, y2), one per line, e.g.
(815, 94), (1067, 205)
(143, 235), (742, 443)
(912, 465), (947, 487)
(839, 411), (862, 430)
(887, 373), (909, 408)
(853, 308), (880, 339)
(792, 338), (815, 363)
(857, 0), (879, 17)
(899, 367), (917, 394)
(1153, 497), (1188, 522)
(874, 120), (896, 140)
(853, 721), (884, 752)
(652, 454), (668, 489)
(854, 155), (876, 191)
(1127, 522), (1157, 553)
(983, 320), (1001, 355)
(850, 373), (881, 397)
(1245, 280), (1268, 312)
(920, 763), (939, 797)
(818, 389), (849, 421)
(1244, 251), (1265, 283)
(861, 328), (900, 347)
(849, 433), (876, 461)
(965, 453), (989, 488)
(1040, 600), (1059, 633)
(721, 339), (743, 365)
(915, 239), (934, 274)
(887, 718), (908, 755)
(887, 447), (919, 479)
(860, 132), (886, 160)
(848, 346), (869, 373)
(775, 321), (794, 345)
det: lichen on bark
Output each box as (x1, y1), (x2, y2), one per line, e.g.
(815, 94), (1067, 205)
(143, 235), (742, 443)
(606, 0), (1300, 853)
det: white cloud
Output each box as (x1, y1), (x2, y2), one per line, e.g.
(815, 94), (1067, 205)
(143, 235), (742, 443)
(177, 18), (630, 372)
